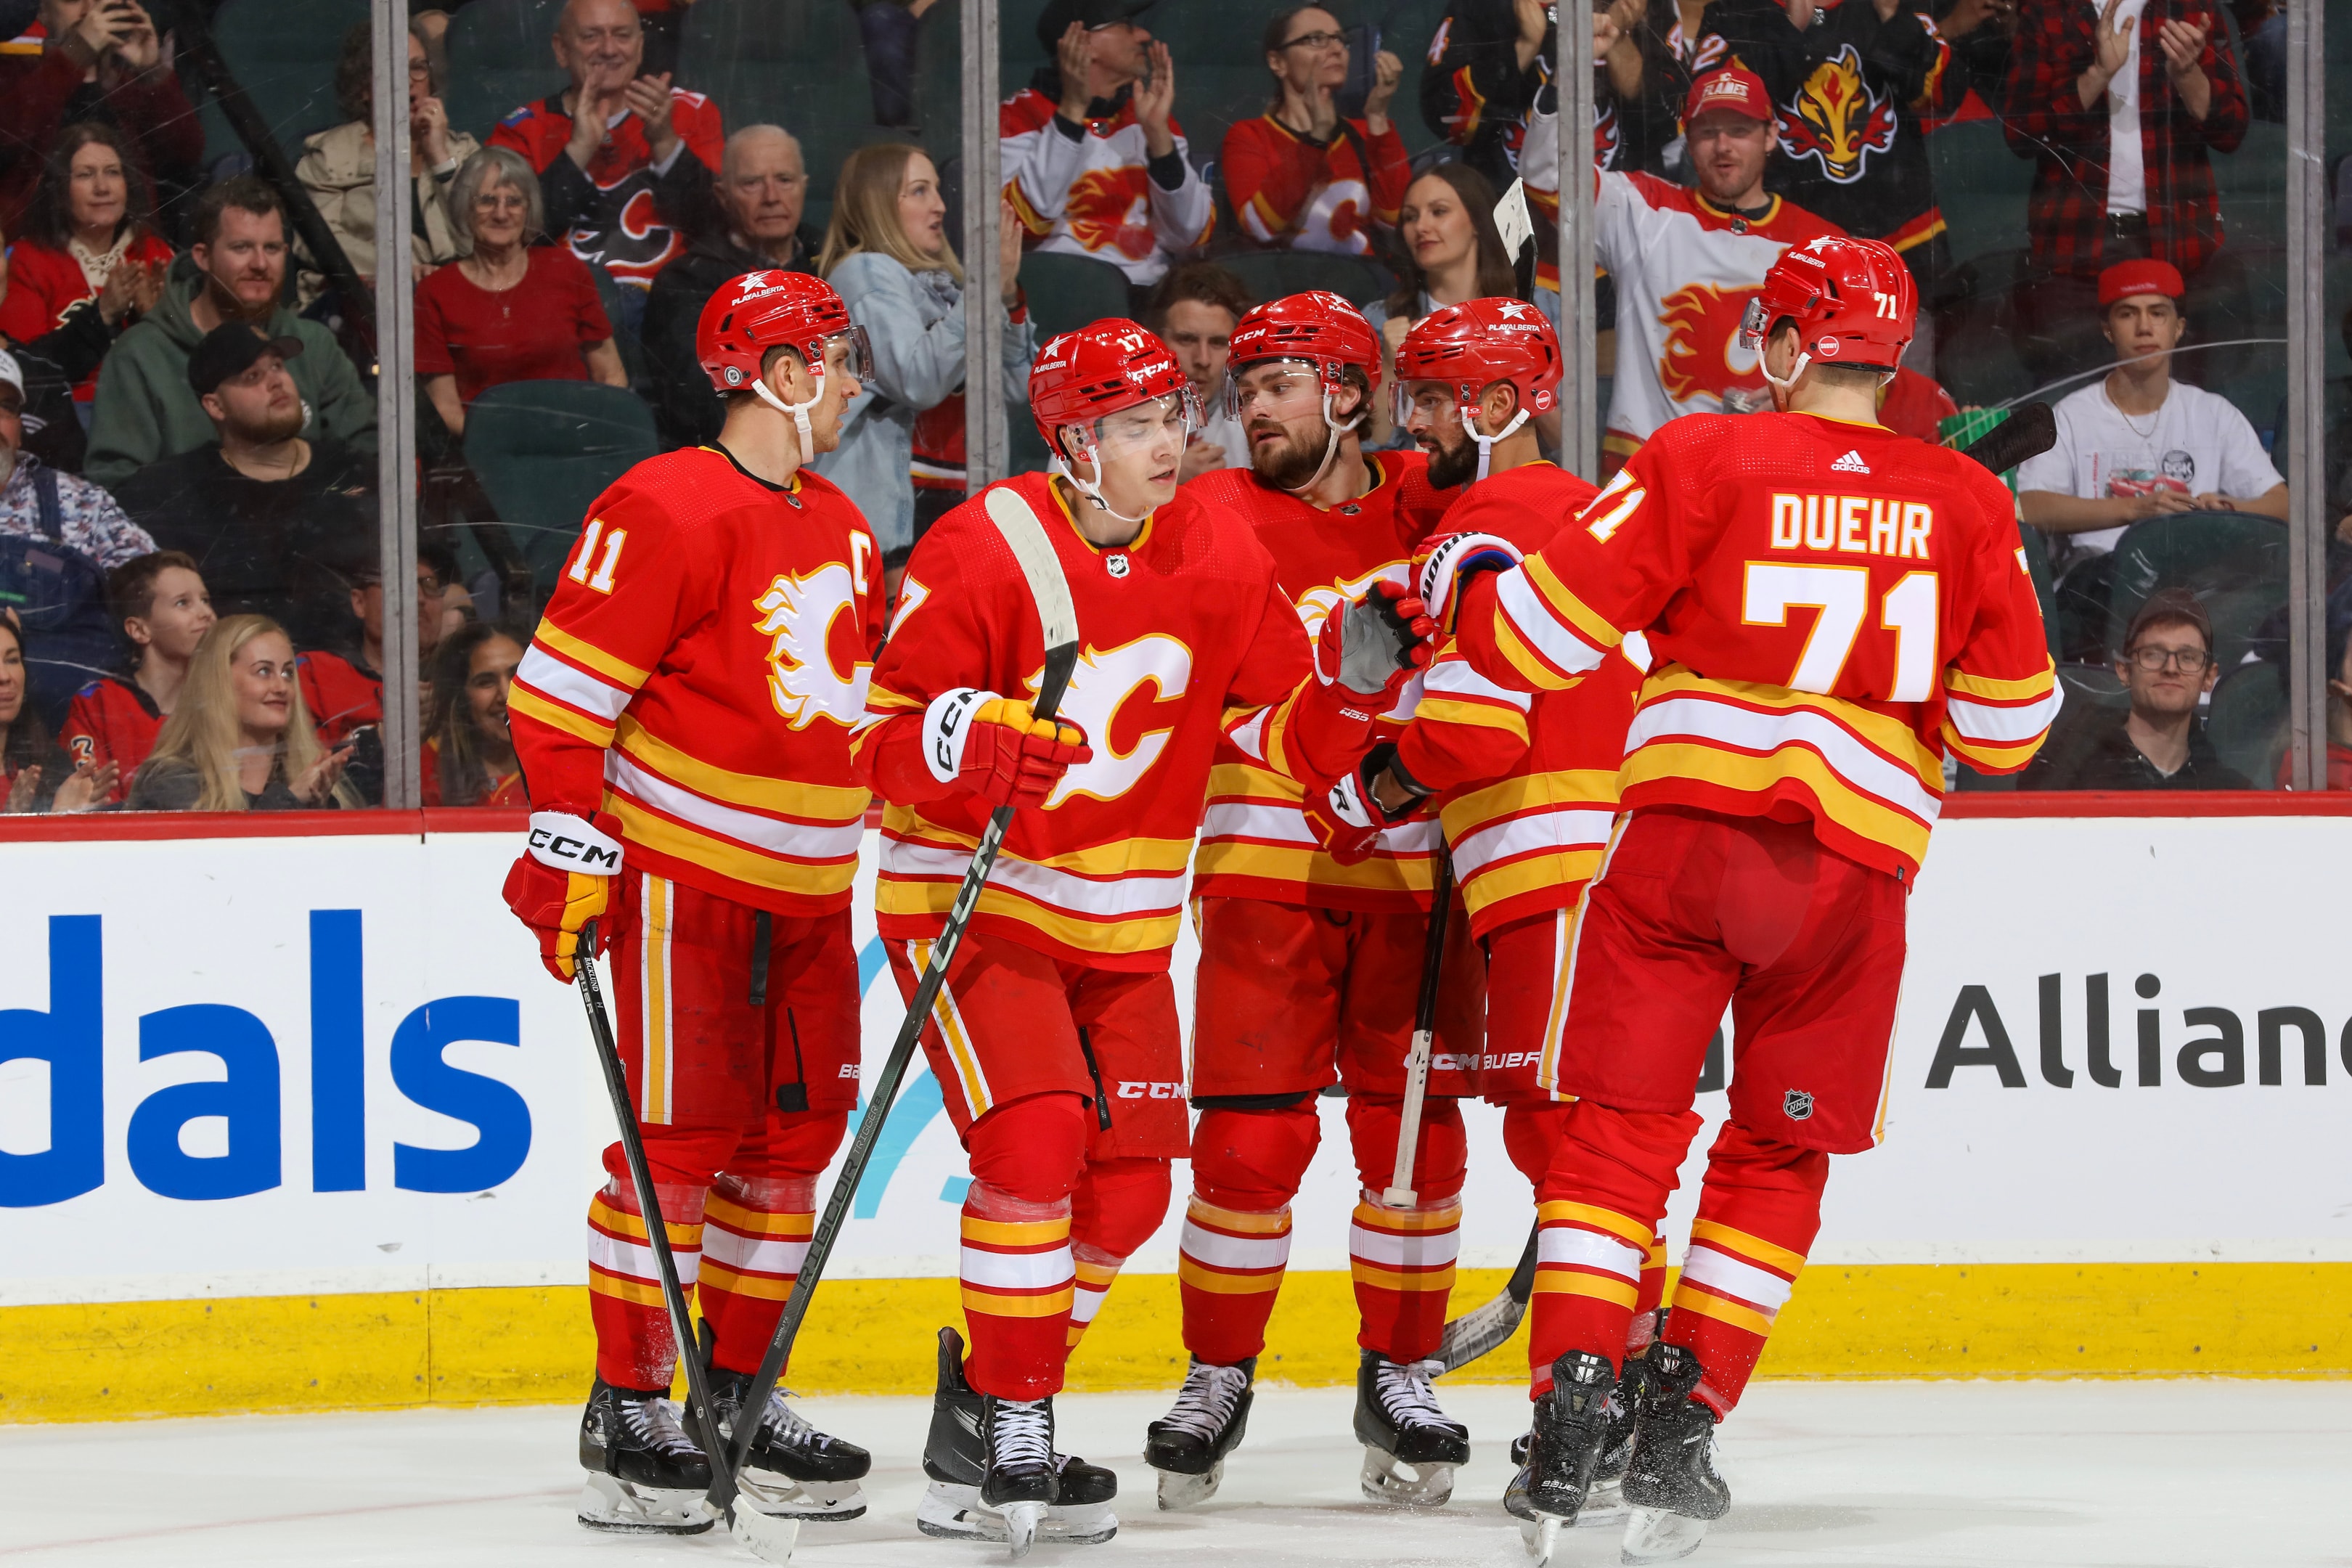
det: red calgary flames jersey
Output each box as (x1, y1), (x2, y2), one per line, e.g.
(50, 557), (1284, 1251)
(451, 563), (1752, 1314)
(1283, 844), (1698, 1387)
(1188, 449), (1455, 914)
(60, 674), (163, 804)
(853, 471), (1322, 971)
(1394, 463), (1644, 937)
(509, 448), (886, 914)
(1463, 412), (2058, 876)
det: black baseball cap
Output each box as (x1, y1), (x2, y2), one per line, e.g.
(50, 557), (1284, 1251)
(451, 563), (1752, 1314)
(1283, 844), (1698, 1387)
(187, 322), (305, 397)
(1034, 0), (1153, 52)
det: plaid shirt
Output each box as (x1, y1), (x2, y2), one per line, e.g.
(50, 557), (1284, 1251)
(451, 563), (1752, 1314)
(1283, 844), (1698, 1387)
(2001, 0), (2247, 279)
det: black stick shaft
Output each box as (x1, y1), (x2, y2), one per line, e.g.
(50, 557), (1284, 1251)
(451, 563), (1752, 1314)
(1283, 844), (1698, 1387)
(713, 662), (1076, 1501)
(1413, 853), (1455, 1039)
(575, 926), (730, 1481)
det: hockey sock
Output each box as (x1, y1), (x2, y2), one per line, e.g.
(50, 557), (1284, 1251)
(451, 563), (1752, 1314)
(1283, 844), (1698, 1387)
(700, 1110), (849, 1376)
(1345, 1093), (1466, 1362)
(1180, 1104), (1319, 1365)
(587, 1174), (710, 1390)
(1066, 1156), (1171, 1353)
(1526, 1101), (1700, 1399)
(960, 1093), (1090, 1400)
(1665, 1119), (1827, 1416)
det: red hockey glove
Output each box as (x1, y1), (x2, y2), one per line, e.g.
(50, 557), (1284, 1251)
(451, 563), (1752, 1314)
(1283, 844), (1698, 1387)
(926, 690), (1092, 809)
(503, 809), (624, 981)
(1306, 743), (1433, 866)
(1414, 531), (1524, 634)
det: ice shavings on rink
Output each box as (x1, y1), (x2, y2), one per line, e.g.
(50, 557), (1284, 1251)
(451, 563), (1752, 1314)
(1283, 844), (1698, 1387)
(4, 1379), (2345, 1567)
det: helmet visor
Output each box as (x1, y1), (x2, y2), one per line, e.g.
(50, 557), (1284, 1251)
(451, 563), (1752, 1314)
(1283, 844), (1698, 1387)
(1736, 297), (1770, 356)
(815, 324), (874, 382)
(1228, 359), (1326, 424)
(1087, 388), (1201, 464)
(1394, 378), (1460, 437)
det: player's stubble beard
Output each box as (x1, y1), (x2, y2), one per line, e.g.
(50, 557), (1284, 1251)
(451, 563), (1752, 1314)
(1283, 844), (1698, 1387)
(1246, 417), (1328, 491)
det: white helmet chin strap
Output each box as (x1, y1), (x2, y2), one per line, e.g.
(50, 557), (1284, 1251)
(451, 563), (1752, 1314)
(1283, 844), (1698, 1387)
(1053, 451), (1151, 526)
(1461, 402), (1532, 483)
(1759, 348), (1810, 394)
(1281, 387), (1367, 497)
(753, 359), (825, 463)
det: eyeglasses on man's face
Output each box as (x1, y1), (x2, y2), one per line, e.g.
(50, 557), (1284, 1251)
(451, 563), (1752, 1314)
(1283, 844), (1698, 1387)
(1281, 29), (1347, 50)
(2123, 645), (2212, 674)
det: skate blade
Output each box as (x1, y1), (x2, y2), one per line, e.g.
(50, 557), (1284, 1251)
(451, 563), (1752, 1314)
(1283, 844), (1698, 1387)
(1520, 1515), (1564, 1564)
(737, 1470), (869, 1522)
(1358, 1447), (1455, 1508)
(573, 1474), (716, 1535)
(916, 1482), (1119, 1545)
(1577, 1474), (1629, 1527)
(727, 1503), (801, 1564)
(1621, 1504), (1711, 1564)
(1154, 1459), (1225, 1511)
(1000, 1500), (1046, 1560)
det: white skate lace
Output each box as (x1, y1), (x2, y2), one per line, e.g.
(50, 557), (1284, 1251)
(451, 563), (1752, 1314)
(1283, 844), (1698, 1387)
(621, 1394), (703, 1458)
(1374, 1357), (1453, 1431)
(1159, 1361), (1251, 1442)
(991, 1399), (1055, 1469)
(754, 1385), (818, 1447)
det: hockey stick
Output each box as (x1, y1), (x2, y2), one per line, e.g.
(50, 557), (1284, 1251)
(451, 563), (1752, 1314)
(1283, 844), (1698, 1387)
(1433, 1219), (1540, 1375)
(1381, 849), (1455, 1206)
(572, 922), (737, 1510)
(1954, 400), (2057, 477)
(701, 486), (1082, 1561)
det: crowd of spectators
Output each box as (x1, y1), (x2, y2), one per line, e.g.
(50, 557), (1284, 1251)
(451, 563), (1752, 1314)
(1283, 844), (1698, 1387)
(0, 0), (2338, 808)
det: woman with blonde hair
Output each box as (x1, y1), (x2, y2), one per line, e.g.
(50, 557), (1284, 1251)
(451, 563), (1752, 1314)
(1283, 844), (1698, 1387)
(128, 616), (356, 812)
(813, 141), (1034, 570)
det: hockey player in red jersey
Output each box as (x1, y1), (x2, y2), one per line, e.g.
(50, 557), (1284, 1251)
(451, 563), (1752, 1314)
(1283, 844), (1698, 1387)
(501, 271), (883, 1535)
(852, 317), (1435, 1551)
(1434, 237), (2059, 1562)
(1157, 292), (1485, 1511)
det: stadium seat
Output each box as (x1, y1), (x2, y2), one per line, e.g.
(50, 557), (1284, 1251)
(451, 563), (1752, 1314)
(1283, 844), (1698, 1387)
(1924, 118), (2031, 273)
(2056, 662), (2127, 707)
(442, 0), (568, 145)
(1018, 251), (1133, 342)
(2104, 510), (2287, 669)
(1218, 250), (1392, 309)
(461, 382), (660, 600)
(195, 0), (370, 170)
(589, 264), (648, 391)
(2205, 658), (2288, 788)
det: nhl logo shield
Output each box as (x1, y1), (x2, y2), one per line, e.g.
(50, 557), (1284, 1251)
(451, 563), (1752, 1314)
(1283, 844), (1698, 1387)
(1106, 553), (1131, 579)
(1783, 1088), (1815, 1121)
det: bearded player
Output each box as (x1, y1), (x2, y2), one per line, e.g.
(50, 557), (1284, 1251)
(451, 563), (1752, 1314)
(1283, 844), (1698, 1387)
(1337, 299), (1655, 1521)
(1150, 291), (1484, 1511)
(1429, 237), (2059, 1563)
(502, 271), (884, 1534)
(850, 317), (1434, 1553)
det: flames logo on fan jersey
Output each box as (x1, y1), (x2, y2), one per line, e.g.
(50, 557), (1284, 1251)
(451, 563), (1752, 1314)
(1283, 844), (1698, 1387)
(1776, 46), (1898, 186)
(1065, 166), (1159, 262)
(1594, 102), (1622, 171)
(754, 563), (868, 729)
(1657, 282), (1768, 405)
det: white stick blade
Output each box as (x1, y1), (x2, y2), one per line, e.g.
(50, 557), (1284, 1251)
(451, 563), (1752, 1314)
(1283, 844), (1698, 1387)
(729, 1503), (801, 1564)
(983, 486), (1079, 653)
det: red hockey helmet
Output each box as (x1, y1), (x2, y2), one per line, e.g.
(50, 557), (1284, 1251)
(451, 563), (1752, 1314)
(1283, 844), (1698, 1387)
(1738, 234), (1915, 377)
(1391, 297), (1561, 427)
(696, 269), (872, 393)
(1227, 290), (1382, 398)
(1029, 317), (1201, 461)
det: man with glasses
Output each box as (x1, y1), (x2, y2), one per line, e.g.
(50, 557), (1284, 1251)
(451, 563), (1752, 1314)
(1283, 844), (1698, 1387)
(645, 126), (821, 448)
(2020, 589), (2249, 791)
(1001, 0), (1212, 286)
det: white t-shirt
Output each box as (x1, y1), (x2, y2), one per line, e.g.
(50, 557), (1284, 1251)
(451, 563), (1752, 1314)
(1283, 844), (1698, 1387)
(1191, 404), (1251, 471)
(2103, 0), (2151, 216)
(2016, 377), (2283, 554)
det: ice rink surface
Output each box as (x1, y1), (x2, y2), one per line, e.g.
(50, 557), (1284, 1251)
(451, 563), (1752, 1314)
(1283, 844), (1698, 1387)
(4, 1380), (2346, 1567)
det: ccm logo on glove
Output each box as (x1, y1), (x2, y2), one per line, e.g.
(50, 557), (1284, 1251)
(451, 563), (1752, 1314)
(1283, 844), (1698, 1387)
(526, 811), (624, 872)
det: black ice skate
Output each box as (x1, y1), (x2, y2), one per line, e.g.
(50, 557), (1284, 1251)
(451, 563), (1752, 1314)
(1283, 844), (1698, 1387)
(915, 1327), (1118, 1552)
(1619, 1342), (1730, 1565)
(1144, 1356), (1256, 1509)
(576, 1376), (715, 1535)
(694, 1353), (871, 1522)
(1516, 1349), (1617, 1564)
(1352, 1349), (1471, 1508)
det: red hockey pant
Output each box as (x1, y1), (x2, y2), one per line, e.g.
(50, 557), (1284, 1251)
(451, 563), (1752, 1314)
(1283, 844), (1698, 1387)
(1525, 808), (1905, 1410)
(587, 875), (859, 1392)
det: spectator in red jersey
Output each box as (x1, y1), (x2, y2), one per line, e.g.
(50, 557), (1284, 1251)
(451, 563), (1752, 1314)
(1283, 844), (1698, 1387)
(128, 613), (357, 812)
(1145, 261), (1252, 482)
(0, 0), (203, 235)
(2001, 0), (2250, 386)
(486, 0), (724, 294)
(1222, 7), (1408, 258)
(0, 123), (171, 408)
(415, 147), (625, 438)
(1876, 364), (1960, 443)
(60, 548), (211, 804)
(0, 611), (113, 812)
(420, 620), (526, 807)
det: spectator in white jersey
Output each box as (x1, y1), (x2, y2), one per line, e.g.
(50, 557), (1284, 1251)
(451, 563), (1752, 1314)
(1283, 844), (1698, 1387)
(999, 0), (1214, 287)
(1521, 66), (1843, 478)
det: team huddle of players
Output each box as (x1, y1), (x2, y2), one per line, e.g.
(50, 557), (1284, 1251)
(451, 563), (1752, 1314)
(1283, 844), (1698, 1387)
(499, 234), (2060, 1564)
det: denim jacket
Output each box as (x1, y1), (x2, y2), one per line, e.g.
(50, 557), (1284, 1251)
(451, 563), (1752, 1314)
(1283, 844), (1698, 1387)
(812, 251), (1034, 555)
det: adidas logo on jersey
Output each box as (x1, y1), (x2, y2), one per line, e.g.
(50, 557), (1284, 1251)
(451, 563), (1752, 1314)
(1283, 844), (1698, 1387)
(1831, 449), (1871, 474)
